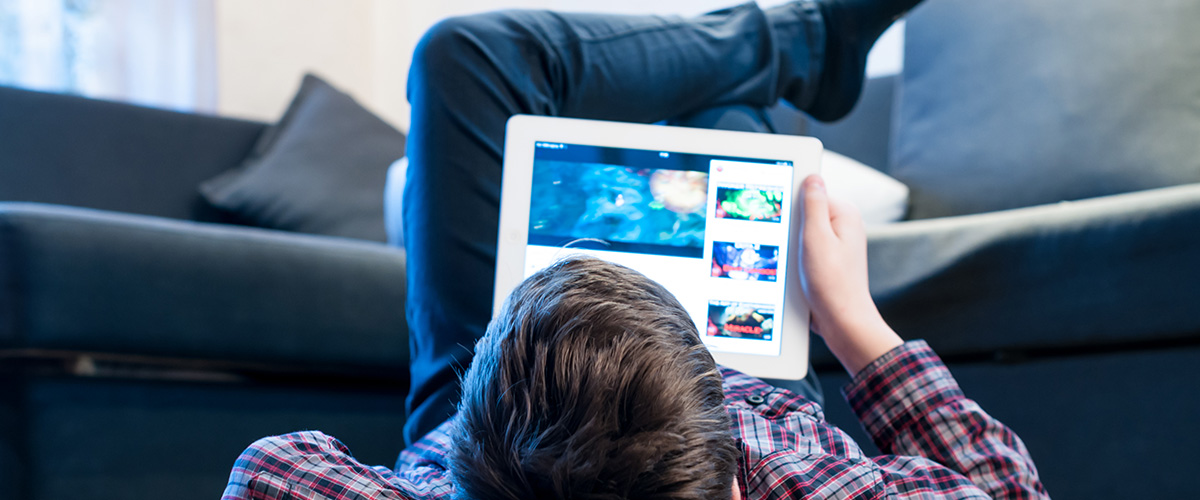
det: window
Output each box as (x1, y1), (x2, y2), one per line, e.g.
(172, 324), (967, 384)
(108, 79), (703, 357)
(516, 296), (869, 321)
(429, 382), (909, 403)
(0, 0), (216, 112)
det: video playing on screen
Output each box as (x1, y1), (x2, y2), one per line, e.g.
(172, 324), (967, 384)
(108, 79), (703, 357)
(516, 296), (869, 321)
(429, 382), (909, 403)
(714, 185), (783, 222)
(525, 142), (796, 357)
(528, 161), (709, 257)
(706, 301), (774, 341)
(711, 242), (778, 281)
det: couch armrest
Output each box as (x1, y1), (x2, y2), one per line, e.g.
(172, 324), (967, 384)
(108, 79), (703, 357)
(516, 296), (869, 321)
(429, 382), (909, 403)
(846, 183), (1200, 362)
(0, 203), (407, 374)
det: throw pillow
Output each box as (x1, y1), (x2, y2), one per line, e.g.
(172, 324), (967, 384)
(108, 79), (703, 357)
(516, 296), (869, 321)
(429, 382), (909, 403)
(383, 156), (407, 248)
(893, 0), (1200, 219)
(822, 150), (909, 225)
(200, 74), (405, 241)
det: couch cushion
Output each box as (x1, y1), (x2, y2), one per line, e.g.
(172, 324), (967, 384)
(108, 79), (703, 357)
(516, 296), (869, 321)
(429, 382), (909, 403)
(894, 0), (1200, 219)
(201, 74), (405, 242)
(0, 202), (407, 372)
(860, 182), (1200, 360)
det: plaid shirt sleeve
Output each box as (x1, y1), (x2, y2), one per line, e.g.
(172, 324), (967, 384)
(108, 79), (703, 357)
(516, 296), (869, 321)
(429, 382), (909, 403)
(844, 340), (1049, 499)
(222, 424), (457, 500)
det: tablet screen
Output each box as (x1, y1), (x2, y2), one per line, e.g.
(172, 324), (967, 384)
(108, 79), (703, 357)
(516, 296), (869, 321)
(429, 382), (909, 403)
(522, 141), (796, 357)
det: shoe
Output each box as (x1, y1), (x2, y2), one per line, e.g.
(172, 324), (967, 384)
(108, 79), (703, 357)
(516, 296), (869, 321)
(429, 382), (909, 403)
(804, 0), (923, 122)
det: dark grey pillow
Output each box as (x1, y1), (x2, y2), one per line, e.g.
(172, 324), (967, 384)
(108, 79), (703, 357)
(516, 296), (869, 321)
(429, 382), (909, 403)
(201, 74), (405, 241)
(892, 0), (1200, 219)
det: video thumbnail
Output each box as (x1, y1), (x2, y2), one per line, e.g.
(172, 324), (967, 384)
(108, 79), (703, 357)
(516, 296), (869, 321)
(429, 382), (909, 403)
(711, 242), (779, 281)
(714, 186), (783, 222)
(528, 161), (709, 257)
(706, 301), (774, 341)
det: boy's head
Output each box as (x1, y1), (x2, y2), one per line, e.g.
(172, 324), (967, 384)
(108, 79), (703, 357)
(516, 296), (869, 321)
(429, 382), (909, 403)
(450, 257), (738, 500)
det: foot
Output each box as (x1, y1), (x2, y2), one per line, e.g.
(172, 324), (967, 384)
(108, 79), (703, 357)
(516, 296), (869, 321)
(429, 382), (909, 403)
(804, 0), (922, 122)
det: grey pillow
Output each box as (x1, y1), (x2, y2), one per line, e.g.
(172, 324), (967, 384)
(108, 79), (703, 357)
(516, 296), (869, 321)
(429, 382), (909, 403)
(892, 0), (1200, 219)
(201, 74), (405, 241)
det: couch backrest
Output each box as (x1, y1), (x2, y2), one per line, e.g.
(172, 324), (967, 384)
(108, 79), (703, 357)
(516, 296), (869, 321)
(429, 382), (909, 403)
(0, 86), (266, 221)
(766, 75), (897, 173)
(892, 0), (1200, 219)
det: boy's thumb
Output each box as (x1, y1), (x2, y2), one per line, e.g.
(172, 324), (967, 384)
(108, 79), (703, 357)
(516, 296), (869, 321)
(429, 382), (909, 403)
(801, 174), (831, 237)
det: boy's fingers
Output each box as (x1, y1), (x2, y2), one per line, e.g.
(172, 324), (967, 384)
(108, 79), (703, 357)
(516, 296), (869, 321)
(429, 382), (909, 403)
(801, 175), (832, 238)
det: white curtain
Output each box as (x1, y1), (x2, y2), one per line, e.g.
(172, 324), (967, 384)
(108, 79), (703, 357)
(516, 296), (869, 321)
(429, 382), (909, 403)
(0, 0), (216, 112)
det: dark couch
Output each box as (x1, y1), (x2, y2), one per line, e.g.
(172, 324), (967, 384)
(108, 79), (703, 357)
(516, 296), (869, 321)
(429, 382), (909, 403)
(0, 85), (411, 500)
(7, 76), (1196, 500)
(7, 1), (1200, 495)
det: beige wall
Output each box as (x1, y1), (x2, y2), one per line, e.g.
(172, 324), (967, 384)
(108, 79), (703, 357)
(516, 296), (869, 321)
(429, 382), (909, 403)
(214, 0), (386, 125)
(213, 0), (901, 133)
(213, 0), (554, 131)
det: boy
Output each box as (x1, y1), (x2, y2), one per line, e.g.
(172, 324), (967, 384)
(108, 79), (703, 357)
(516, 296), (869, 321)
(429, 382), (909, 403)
(225, 1), (1048, 498)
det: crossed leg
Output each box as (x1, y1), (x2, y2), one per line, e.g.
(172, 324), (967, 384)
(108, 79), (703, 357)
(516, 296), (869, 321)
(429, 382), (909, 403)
(396, 0), (919, 445)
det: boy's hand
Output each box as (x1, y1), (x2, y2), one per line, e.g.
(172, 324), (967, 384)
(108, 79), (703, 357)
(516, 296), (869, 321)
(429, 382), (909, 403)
(799, 174), (903, 375)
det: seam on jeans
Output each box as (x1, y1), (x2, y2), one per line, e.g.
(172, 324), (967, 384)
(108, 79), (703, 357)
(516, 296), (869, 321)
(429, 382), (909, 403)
(551, 3), (759, 45)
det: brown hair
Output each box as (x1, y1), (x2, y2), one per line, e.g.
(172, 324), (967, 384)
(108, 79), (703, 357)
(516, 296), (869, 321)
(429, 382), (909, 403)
(449, 256), (737, 500)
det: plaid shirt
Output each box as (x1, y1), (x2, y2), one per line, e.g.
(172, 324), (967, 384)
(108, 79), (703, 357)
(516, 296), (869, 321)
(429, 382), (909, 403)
(223, 341), (1047, 499)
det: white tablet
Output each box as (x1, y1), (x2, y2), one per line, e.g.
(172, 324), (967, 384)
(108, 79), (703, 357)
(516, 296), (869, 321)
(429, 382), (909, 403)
(494, 115), (822, 380)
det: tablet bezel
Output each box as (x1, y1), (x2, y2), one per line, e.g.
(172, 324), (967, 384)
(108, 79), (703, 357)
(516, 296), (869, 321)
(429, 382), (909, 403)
(494, 115), (821, 380)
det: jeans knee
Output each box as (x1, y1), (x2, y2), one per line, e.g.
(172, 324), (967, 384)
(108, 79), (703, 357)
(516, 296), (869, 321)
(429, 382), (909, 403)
(409, 14), (508, 89)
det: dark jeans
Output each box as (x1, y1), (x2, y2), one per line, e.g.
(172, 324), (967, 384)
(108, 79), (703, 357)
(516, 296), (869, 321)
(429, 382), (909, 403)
(398, 2), (828, 447)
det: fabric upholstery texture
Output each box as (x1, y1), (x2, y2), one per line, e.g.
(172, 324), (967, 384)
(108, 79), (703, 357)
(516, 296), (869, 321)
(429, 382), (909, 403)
(0, 380), (20, 500)
(17, 375), (405, 500)
(866, 182), (1200, 358)
(201, 74), (406, 242)
(790, 75), (896, 172)
(0, 83), (413, 500)
(0, 85), (263, 222)
(0, 202), (408, 370)
(894, 0), (1200, 219)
